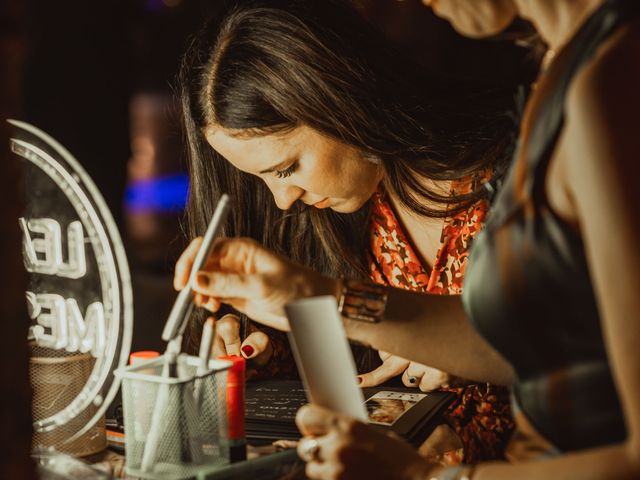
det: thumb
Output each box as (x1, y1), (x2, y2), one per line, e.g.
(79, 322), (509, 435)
(357, 355), (409, 387)
(240, 331), (272, 366)
(296, 404), (337, 437)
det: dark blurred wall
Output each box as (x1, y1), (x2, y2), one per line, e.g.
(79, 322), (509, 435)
(18, 1), (215, 356)
(0, 0), (36, 477)
(356, 0), (540, 88)
(22, 0), (133, 231)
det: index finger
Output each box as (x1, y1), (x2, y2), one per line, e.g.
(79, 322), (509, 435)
(174, 237), (203, 290)
(208, 237), (280, 274)
(215, 314), (242, 357)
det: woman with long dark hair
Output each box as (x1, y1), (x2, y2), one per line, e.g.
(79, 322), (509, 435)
(176, 0), (533, 464)
(179, 0), (640, 478)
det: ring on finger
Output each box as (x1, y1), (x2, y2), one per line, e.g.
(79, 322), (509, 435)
(300, 438), (321, 463)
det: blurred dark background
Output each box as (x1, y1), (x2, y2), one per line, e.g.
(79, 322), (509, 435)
(19, 0), (223, 354)
(12, 0), (539, 357)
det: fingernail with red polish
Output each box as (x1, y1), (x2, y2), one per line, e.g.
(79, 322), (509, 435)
(242, 345), (255, 357)
(356, 376), (362, 385)
(197, 272), (210, 287)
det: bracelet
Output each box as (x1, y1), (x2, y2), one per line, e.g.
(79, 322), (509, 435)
(337, 278), (387, 323)
(429, 465), (476, 480)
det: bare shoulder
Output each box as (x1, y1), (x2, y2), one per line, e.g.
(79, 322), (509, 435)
(568, 16), (640, 130)
(557, 17), (640, 228)
(565, 17), (640, 173)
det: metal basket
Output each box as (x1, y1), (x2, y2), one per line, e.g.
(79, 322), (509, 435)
(116, 354), (232, 479)
(30, 344), (107, 457)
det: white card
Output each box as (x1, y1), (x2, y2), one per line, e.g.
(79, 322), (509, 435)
(285, 296), (367, 421)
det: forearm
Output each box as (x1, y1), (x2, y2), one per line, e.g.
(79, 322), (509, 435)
(472, 442), (639, 480)
(339, 285), (514, 385)
(194, 240), (513, 384)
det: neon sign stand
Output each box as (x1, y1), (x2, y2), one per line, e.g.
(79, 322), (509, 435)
(9, 119), (133, 446)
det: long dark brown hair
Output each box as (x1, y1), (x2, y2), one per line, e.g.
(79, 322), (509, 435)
(178, 0), (525, 363)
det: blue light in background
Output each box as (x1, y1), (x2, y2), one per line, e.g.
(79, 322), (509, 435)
(125, 173), (189, 213)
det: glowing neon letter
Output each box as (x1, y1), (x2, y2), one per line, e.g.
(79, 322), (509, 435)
(65, 299), (106, 358)
(27, 292), (106, 358)
(19, 217), (86, 279)
(29, 293), (68, 350)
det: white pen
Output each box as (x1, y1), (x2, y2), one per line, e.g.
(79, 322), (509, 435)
(141, 194), (231, 473)
(162, 193), (231, 342)
(194, 318), (215, 407)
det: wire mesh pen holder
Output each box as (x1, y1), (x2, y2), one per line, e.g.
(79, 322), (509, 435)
(116, 355), (232, 479)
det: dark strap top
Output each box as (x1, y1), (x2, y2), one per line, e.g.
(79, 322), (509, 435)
(462, 0), (639, 452)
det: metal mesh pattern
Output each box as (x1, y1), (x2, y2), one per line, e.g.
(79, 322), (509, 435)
(30, 344), (106, 456)
(119, 355), (230, 479)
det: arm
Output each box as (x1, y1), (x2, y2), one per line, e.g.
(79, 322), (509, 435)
(176, 237), (513, 385)
(342, 287), (513, 385)
(297, 403), (636, 480)
(447, 27), (640, 480)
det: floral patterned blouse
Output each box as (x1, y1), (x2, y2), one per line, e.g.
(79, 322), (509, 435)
(368, 177), (514, 464)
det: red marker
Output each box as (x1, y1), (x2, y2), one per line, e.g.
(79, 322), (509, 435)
(218, 355), (247, 463)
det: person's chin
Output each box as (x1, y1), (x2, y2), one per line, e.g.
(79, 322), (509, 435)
(329, 198), (366, 214)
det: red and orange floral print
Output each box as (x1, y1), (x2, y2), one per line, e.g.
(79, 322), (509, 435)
(368, 175), (514, 464)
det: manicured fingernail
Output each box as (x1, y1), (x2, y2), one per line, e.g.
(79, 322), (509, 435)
(197, 272), (210, 287)
(356, 376), (362, 384)
(408, 376), (417, 384)
(242, 345), (254, 357)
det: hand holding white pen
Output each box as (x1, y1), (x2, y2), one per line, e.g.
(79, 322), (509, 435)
(173, 237), (338, 332)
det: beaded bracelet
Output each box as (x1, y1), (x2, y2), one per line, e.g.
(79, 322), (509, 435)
(337, 278), (387, 323)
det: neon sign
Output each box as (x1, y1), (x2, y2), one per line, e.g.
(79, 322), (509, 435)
(9, 119), (132, 443)
(20, 217), (107, 357)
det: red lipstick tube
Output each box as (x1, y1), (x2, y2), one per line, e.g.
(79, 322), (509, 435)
(218, 355), (247, 463)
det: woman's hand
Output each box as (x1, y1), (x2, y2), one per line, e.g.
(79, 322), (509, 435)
(295, 404), (433, 480)
(357, 351), (410, 387)
(358, 351), (451, 391)
(208, 314), (272, 366)
(173, 237), (338, 331)
(401, 363), (451, 391)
